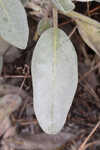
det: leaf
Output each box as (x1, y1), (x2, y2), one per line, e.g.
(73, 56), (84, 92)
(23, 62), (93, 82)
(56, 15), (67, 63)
(76, 19), (100, 56)
(37, 18), (52, 36)
(31, 28), (78, 134)
(0, 0), (29, 49)
(51, 0), (75, 14)
(66, 11), (100, 28)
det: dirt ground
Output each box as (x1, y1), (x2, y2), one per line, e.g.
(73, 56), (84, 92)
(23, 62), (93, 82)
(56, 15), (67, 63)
(0, 1), (100, 150)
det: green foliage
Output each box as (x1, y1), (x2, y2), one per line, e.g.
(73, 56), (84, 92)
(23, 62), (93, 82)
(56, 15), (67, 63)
(51, 0), (75, 13)
(62, 10), (100, 55)
(0, 0), (29, 49)
(31, 28), (78, 134)
(76, 19), (100, 56)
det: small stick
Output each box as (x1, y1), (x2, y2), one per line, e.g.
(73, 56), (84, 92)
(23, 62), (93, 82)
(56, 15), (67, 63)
(53, 8), (58, 28)
(79, 121), (100, 150)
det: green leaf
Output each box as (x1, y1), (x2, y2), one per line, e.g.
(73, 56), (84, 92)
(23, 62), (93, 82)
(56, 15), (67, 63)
(37, 18), (52, 36)
(76, 19), (100, 56)
(51, 0), (75, 14)
(0, 0), (29, 49)
(66, 11), (100, 28)
(31, 28), (78, 134)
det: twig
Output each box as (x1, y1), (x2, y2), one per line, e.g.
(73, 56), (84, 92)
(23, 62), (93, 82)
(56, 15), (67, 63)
(85, 140), (100, 149)
(79, 121), (100, 150)
(18, 65), (30, 95)
(68, 26), (77, 38)
(0, 75), (31, 79)
(53, 8), (58, 28)
(59, 20), (73, 27)
(89, 6), (100, 14)
(79, 61), (100, 82)
(79, 81), (100, 106)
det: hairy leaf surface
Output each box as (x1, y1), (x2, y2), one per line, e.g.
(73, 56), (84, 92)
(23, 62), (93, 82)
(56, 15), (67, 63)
(76, 19), (100, 56)
(51, 0), (75, 13)
(31, 28), (78, 134)
(0, 0), (29, 49)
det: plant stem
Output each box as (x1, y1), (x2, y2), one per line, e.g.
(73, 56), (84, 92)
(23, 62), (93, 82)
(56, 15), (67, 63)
(52, 8), (58, 85)
(53, 8), (58, 28)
